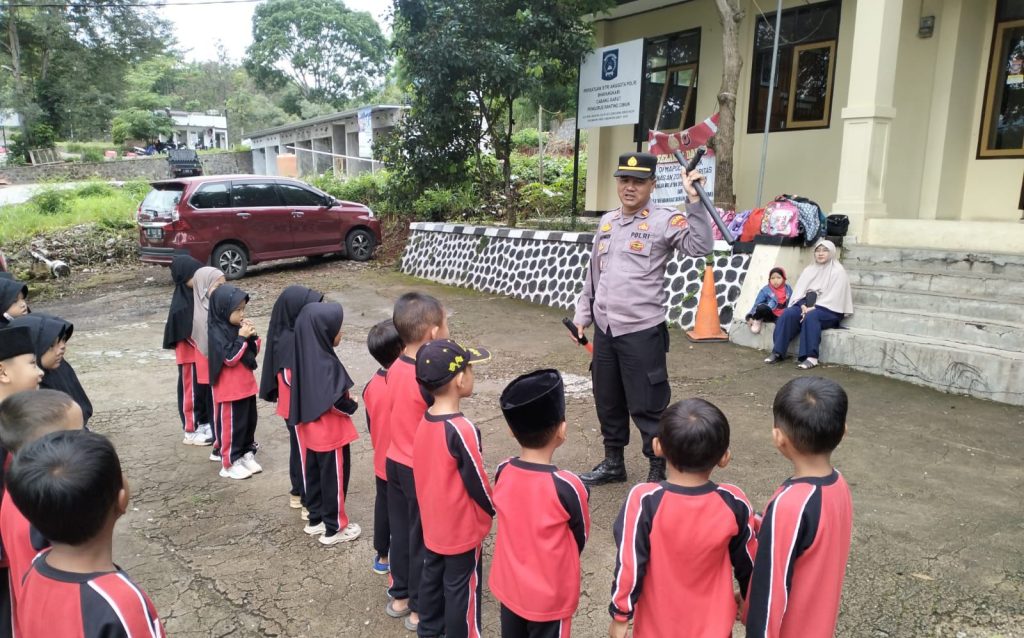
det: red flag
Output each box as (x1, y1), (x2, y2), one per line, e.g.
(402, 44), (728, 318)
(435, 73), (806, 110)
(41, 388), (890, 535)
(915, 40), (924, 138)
(647, 113), (720, 156)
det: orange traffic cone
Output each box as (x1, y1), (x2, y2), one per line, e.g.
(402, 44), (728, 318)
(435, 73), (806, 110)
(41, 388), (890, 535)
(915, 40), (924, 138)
(686, 261), (729, 342)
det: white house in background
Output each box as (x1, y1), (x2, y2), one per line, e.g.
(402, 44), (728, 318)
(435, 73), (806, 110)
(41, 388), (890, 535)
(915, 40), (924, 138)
(0, 111), (20, 143)
(247, 105), (406, 178)
(157, 109), (228, 149)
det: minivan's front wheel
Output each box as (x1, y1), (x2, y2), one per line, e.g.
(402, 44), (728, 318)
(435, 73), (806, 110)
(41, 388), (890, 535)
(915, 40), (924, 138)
(212, 243), (248, 280)
(345, 229), (376, 262)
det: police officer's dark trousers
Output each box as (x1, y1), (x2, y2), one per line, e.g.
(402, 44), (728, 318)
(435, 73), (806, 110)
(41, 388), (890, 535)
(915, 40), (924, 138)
(592, 322), (671, 459)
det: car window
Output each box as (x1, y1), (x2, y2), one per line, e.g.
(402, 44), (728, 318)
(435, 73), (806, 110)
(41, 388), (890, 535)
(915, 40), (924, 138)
(278, 183), (326, 207)
(232, 182), (282, 208)
(141, 186), (184, 215)
(190, 182), (230, 209)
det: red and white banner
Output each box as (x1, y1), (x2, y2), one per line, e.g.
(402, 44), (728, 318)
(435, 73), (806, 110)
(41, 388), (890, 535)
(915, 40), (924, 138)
(647, 113), (719, 156)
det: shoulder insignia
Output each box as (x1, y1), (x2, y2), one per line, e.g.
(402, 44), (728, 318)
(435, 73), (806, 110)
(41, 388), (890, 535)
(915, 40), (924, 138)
(640, 209), (650, 218)
(669, 214), (687, 228)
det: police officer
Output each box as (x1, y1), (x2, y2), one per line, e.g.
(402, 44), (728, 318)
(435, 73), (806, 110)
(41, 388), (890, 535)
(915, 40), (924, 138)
(572, 151), (713, 485)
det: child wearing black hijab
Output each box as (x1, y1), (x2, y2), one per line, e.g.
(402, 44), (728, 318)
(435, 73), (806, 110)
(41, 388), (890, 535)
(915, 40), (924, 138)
(9, 314), (93, 427)
(0, 279), (30, 328)
(162, 255), (212, 446)
(207, 285), (261, 481)
(289, 302), (361, 546)
(258, 286), (324, 516)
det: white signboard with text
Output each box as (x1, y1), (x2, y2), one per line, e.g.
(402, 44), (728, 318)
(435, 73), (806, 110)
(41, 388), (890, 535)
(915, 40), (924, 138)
(651, 148), (716, 208)
(577, 39), (644, 129)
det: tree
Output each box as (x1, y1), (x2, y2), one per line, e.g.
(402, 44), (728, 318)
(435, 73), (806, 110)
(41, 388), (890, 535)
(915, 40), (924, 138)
(392, 0), (614, 225)
(110, 108), (172, 144)
(245, 0), (389, 107)
(713, 0), (745, 211)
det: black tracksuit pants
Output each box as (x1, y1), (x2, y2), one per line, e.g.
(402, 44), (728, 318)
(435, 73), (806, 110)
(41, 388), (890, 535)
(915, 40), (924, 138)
(591, 323), (671, 459)
(499, 605), (571, 638)
(417, 546), (482, 638)
(386, 459), (424, 613)
(373, 476), (390, 559)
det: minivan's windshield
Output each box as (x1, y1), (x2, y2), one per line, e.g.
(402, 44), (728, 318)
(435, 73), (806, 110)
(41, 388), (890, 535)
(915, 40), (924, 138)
(140, 186), (184, 217)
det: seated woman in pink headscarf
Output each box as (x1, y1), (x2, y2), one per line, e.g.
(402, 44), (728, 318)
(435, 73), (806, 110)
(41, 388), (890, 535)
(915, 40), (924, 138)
(763, 239), (853, 369)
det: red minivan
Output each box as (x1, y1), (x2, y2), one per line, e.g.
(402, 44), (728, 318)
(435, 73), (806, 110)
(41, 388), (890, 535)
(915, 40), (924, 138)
(136, 175), (383, 279)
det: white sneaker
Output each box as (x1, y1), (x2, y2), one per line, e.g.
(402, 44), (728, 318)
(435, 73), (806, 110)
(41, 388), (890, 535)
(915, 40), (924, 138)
(289, 495), (303, 509)
(319, 523), (361, 545)
(209, 451), (222, 462)
(219, 459), (252, 480)
(240, 452), (262, 474)
(198, 423), (213, 437)
(304, 522), (326, 536)
(300, 507), (310, 521)
(182, 431), (200, 445)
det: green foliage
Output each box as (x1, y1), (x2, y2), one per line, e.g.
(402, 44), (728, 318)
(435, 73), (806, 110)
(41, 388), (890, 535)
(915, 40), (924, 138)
(8, 124), (58, 163)
(81, 149), (105, 163)
(111, 109), (173, 144)
(119, 179), (152, 202)
(245, 0), (390, 106)
(29, 189), (71, 216)
(0, 190), (138, 244)
(511, 128), (547, 152)
(412, 187), (477, 222)
(72, 182), (117, 199)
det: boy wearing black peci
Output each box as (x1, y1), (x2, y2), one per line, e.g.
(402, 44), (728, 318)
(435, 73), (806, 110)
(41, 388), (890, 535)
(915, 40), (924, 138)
(491, 369), (590, 638)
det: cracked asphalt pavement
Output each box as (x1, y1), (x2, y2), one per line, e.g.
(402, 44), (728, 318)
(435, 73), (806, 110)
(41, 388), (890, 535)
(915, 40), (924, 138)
(34, 258), (1024, 637)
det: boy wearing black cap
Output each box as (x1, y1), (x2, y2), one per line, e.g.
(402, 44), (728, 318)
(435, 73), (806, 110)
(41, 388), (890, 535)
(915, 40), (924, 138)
(413, 339), (494, 638)
(608, 398), (757, 638)
(491, 369), (590, 638)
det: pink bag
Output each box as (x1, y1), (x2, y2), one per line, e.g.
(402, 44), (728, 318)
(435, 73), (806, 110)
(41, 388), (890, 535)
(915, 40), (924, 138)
(760, 199), (800, 237)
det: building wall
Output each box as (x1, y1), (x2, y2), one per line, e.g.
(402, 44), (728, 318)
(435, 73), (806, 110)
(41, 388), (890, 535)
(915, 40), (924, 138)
(589, 0), (1024, 251)
(0, 151), (252, 184)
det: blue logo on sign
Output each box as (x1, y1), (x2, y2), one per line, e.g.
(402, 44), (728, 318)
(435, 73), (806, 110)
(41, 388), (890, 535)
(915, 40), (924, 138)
(602, 49), (619, 81)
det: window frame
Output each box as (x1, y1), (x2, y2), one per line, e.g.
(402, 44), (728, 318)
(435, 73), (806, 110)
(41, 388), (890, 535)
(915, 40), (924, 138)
(653, 63), (700, 134)
(636, 28), (701, 142)
(785, 40), (838, 129)
(746, 0), (842, 135)
(188, 181), (230, 210)
(978, 17), (1024, 158)
(230, 181), (283, 208)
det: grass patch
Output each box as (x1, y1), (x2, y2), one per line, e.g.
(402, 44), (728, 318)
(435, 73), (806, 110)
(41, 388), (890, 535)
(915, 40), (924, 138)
(0, 188), (139, 244)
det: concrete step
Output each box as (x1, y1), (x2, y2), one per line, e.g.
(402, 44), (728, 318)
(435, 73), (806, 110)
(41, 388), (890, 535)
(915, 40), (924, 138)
(842, 245), (1024, 278)
(851, 286), (1024, 325)
(846, 267), (1024, 299)
(843, 305), (1024, 351)
(728, 322), (1024, 406)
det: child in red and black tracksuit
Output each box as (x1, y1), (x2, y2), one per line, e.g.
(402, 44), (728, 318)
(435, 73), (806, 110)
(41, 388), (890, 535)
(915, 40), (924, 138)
(7, 429), (165, 637)
(0, 389), (83, 636)
(162, 255), (212, 445)
(190, 267), (225, 457)
(207, 285), (261, 481)
(413, 339), (493, 638)
(609, 399), (757, 638)
(492, 369), (590, 638)
(362, 319), (403, 575)
(258, 285), (324, 515)
(289, 302), (361, 546)
(384, 292), (449, 630)
(746, 377), (853, 638)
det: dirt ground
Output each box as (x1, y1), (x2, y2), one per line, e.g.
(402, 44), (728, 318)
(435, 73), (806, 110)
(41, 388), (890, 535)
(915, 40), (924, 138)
(31, 257), (1023, 637)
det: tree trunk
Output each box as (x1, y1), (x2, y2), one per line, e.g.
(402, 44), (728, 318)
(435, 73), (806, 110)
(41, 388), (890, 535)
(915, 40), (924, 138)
(504, 96), (516, 228)
(714, 0), (744, 211)
(6, 0), (31, 145)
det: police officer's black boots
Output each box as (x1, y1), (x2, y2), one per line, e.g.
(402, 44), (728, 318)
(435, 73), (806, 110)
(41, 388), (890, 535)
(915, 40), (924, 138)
(646, 457), (666, 483)
(581, 446), (627, 486)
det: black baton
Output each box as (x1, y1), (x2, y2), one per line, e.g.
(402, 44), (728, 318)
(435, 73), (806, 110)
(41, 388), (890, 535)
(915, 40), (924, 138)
(673, 146), (735, 245)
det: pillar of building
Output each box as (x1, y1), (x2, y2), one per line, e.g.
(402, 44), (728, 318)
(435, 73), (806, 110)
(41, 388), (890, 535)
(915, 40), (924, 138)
(831, 0), (904, 241)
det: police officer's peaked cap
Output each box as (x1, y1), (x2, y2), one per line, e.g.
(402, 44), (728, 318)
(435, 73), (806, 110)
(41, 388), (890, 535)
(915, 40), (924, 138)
(500, 369), (566, 433)
(613, 152), (657, 179)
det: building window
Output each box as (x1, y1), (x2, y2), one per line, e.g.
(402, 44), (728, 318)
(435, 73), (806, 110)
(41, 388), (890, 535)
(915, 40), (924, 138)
(748, 0), (841, 133)
(638, 29), (700, 140)
(979, 1), (1024, 157)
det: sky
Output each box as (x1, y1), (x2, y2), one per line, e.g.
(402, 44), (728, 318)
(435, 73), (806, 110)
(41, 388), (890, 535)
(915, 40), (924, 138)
(158, 0), (394, 63)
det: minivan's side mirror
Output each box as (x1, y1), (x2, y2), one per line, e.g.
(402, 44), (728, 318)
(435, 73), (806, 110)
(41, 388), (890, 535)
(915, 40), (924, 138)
(323, 196), (339, 208)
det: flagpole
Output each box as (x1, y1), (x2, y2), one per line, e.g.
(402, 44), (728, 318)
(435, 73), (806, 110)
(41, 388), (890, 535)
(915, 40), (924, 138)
(754, 0), (784, 207)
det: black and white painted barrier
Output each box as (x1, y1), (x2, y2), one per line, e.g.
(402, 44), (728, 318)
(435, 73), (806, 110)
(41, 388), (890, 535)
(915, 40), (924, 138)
(400, 222), (752, 331)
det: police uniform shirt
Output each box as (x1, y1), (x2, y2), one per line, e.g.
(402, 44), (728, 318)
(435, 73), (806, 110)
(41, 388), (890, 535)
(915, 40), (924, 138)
(573, 200), (714, 337)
